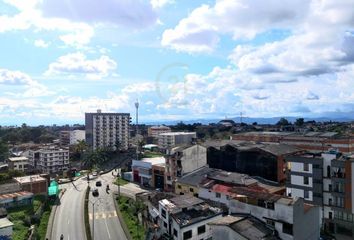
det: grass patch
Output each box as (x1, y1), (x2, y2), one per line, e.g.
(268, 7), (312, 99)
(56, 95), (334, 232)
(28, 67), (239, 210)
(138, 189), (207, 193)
(117, 196), (146, 240)
(84, 186), (92, 240)
(7, 195), (54, 240)
(115, 177), (129, 186)
(142, 152), (164, 158)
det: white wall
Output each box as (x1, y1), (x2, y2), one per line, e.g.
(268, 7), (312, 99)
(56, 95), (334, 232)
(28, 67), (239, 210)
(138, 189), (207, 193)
(172, 214), (222, 240)
(291, 175), (313, 188)
(198, 188), (230, 207)
(291, 162), (313, 173)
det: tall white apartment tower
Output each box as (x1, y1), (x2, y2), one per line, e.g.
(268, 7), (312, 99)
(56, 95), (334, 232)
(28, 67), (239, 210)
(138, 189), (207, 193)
(85, 110), (130, 151)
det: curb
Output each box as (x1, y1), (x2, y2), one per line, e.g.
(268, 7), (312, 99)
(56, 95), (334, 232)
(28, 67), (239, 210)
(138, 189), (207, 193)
(113, 194), (132, 240)
(45, 189), (66, 240)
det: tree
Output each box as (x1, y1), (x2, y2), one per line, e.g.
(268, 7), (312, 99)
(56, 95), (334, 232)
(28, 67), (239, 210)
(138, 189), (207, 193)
(276, 118), (290, 126)
(295, 118), (305, 127)
(0, 140), (8, 162)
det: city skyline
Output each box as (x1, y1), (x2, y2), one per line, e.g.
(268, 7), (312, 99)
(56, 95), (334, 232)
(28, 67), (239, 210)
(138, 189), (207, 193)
(0, 0), (354, 125)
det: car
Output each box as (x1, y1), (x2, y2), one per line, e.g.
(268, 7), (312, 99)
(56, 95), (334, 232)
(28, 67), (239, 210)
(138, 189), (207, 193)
(155, 188), (163, 192)
(96, 181), (102, 187)
(92, 172), (98, 177)
(92, 189), (99, 197)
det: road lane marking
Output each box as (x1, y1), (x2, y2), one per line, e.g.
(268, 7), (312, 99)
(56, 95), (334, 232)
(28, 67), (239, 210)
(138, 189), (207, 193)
(105, 218), (111, 239)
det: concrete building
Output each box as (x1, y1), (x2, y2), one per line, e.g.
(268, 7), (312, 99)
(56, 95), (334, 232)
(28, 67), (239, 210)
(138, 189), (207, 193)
(204, 140), (301, 183)
(285, 152), (324, 205)
(233, 131), (354, 153)
(7, 157), (29, 171)
(165, 144), (207, 191)
(148, 125), (171, 138)
(85, 110), (130, 151)
(158, 132), (196, 149)
(59, 130), (71, 146)
(0, 218), (14, 239)
(229, 194), (320, 240)
(14, 175), (48, 195)
(60, 130), (86, 145)
(324, 153), (354, 238)
(209, 215), (279, 240)
(28, 147), (69, 174)
(158, 195), (222, 240)
(0, 191), (33, 209)
(132, 157), (166, 187)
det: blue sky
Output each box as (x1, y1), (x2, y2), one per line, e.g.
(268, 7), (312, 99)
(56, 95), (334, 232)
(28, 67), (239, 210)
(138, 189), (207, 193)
(0, 0), (353, 125)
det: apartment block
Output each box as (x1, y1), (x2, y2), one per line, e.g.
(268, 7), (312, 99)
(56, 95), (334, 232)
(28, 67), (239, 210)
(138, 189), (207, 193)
(148, 125), (171, 138)
(158, 132), (196, 149)
(165, 144), (207, 191)
(60, 130), (85, 145)
(85, 110), (130, 151)
(132, 157), (166, 187)
(28, 147), (69, 174)
(158, 195), (223, 240)
(285, 152), (324, 205)
(8, 157), (29, 172)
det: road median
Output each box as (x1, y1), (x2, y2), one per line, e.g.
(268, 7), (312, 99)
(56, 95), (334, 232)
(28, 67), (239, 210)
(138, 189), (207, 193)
(84, 186), (93, 240)
(113, 194), (132, 240)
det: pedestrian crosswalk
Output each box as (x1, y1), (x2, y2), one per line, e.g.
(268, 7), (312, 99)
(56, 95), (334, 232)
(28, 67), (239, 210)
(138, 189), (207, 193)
(89, 211), (118, 220)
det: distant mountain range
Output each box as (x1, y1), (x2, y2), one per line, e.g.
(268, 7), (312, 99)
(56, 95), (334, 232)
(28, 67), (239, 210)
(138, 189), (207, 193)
(144, 115), (354, 126)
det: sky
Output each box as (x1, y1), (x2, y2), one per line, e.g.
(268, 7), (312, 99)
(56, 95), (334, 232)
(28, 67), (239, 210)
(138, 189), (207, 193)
(0, 0), (353, 125)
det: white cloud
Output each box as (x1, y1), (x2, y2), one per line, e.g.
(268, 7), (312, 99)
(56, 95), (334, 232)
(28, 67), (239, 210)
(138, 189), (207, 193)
(34, 39), (50, 48)
(0, 68), (54, 97)
(151, 0), (173, 9)
(46, 52), (117, 80)
(161, 0), (309, 53)
(0, 69), (35, 85)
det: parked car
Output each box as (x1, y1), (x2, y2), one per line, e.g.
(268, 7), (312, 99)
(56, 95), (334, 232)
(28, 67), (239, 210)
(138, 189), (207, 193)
(96, 181), (102, 187)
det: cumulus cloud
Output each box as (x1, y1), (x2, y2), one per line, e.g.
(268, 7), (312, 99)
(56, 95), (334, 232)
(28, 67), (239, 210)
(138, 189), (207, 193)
(34, 39), (50, 48)
(39, 0), (158, 29)
(0, 68), (54, 97)
(151, 0), (173, 9)
(46, 52), (117, 80)
(161, 0), (309, 53)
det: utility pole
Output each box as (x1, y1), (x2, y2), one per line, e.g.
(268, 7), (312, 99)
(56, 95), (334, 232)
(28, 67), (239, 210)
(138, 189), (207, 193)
(135, 100), (139, 160)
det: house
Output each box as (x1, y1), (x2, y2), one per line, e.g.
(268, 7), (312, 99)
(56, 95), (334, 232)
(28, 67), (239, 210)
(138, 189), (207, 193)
(132, 157), (166, 187)
(0, 191), (33, 209)
(14, 175), (48, 195)
(0, 218), (14, 239)
(229, 192), (320, 240)
(158, 132), (196, 150)
(165, 144), (207, 191)
(158, 195), (223, 240)
(209, 215), (279, 240)
(7, 157), (29, 172)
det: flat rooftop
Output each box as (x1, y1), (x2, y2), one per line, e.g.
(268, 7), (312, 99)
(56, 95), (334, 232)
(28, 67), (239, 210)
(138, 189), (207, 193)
(8, 157), (28, 162)
(141, 157), (166, 165)
(159, 132), (196, 136)
(14, 175), (47, 184)
(0, 191), (33, 201)
(171, 202), (222, 228)
(0, 217), (14, 228)
(209, 215), (279, 240)
(169, 195), (204, 209)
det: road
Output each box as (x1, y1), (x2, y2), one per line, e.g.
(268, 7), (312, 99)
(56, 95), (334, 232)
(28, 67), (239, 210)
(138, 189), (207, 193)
(88, 171), (127, 240)
(51, 178), (87, 240)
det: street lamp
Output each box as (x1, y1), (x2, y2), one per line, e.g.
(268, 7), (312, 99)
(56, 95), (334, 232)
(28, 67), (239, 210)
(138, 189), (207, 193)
(87, 197), (100, 240)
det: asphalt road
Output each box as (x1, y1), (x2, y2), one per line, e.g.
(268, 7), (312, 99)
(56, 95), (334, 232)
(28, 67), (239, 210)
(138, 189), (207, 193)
(88, 171), (127, 240)
(51, 178), (87, 240)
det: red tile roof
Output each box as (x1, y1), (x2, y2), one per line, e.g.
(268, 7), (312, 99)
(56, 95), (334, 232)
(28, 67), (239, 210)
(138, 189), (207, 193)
(0, 191), (33, 200)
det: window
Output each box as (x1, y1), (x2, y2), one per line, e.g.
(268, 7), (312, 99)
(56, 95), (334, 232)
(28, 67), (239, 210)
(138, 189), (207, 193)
(282, 223), (293, 235)
(183, 230), (192, 240)
(329, 212), (333, 219)
(304, 177), (309, 185)
(304, 190), (309, 199)
(304, 163), (309, 171)
(174, 229), (178, 237)
(215, 192), (221, 198)
(161, 209), (166, 218)
(190, 188), (194, 192)
(177, 185), (182, 189)
(266, 219), (275, 228)
(198, 225), (206, 235)
(164, 222), (167, 228)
